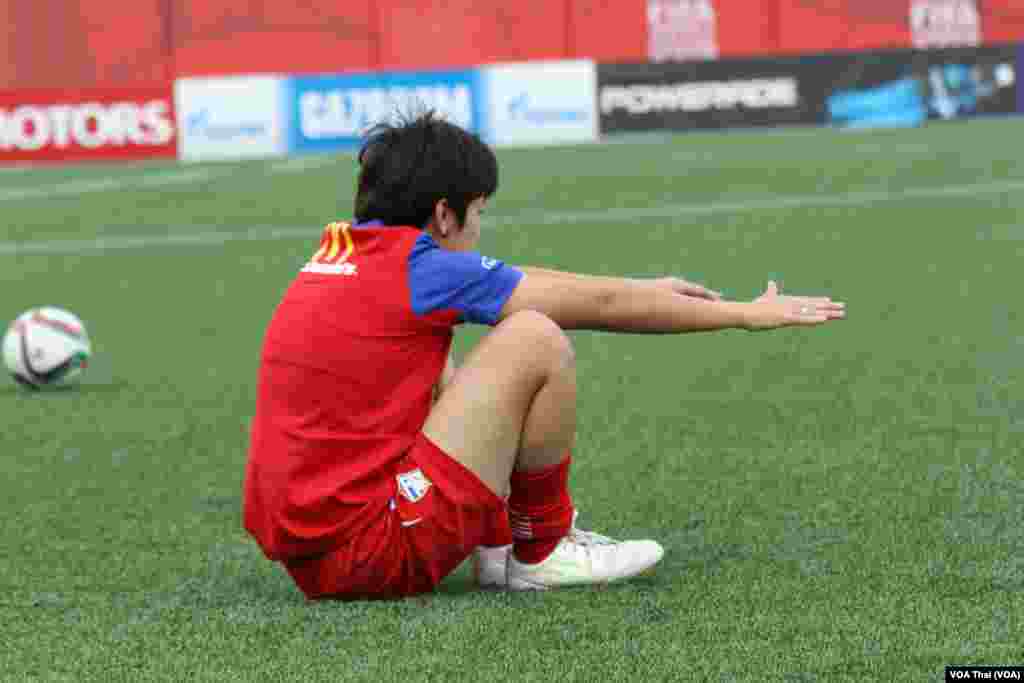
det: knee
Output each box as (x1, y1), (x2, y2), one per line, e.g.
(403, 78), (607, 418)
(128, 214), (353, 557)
(498, 310), (575, 367)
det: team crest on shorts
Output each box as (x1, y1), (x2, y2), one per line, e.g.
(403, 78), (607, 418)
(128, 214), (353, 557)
(397, 469), (432, 503)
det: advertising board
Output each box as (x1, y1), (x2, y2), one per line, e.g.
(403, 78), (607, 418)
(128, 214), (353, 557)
(480, 60), (597, 147)
(0, 86), (176, 163)
(598, 58), (818, 133)
(289, 70), (482, 155)
(598, 45), (1020, 135)
(175, 76), (287, 162)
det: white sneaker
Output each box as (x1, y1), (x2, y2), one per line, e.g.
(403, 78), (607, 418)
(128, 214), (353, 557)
(472, 545), (511, 589)
(506, 526), (664, 591)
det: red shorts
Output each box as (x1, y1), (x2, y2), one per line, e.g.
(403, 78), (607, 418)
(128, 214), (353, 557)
(283, 433), (506, 600)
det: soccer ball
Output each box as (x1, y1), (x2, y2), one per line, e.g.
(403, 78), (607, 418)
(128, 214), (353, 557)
(2, 307), (92, 389)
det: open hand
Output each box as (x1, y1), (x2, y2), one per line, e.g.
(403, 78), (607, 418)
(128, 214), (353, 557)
(744, 281), (846, 330)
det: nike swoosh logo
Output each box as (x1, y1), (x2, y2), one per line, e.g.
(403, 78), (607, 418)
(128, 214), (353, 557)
(20, 331), (41, 381)
(401, 518), (423, 528)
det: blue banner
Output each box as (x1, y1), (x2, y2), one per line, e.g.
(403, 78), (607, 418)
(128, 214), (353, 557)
(827, 78), (927, 129)
(287, 69), (484, 155)
(822, 46), (1018, 130)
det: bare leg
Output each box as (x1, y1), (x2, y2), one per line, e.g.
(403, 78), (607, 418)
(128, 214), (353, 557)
(421, 310), (576, 495)
(424, 311), (665, 588)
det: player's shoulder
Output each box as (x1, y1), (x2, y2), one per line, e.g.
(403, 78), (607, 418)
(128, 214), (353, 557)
(408, 232), (503, 275)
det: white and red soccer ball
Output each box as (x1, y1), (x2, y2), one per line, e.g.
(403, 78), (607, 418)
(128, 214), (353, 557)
(3, 307), (92, 389)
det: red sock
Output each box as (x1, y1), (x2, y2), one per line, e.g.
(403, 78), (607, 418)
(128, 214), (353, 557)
(482, 506), (513, 548)
(508, 454), (574, 564)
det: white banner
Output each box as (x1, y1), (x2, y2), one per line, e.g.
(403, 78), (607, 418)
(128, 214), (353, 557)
(175, 76), (287, 162)
(481, 60), (597, 148)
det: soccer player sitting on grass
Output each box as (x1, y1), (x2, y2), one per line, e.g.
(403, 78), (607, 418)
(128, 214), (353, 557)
(243, 112), (846, 600)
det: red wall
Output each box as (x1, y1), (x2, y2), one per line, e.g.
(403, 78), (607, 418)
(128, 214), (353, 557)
(171, 1), (377, 77)
(569, 0), (647, 63)
(377, 0), (571, 71)
(1, 0), (1022, 90)
(776, 1), (912, 54)
(716, 0), (781, 56)
(980, 0), (1024, 45)
(0, 0), (170, 89)
(1, 1), (95, 89)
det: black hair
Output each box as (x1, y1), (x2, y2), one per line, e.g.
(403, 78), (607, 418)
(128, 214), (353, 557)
(354, 111), (498, 228)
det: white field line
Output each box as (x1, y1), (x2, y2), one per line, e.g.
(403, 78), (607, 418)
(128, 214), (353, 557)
(0, 155), (335, 203)
(0, 168), (216, 202)
(490, 177), (1024, 225)
(269, 155), (338, 174)
(1, 177), (1022, 257)
(0, 226), (316, 256)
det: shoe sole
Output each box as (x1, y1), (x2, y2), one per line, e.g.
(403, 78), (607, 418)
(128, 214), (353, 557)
(507, 554), (663, 591)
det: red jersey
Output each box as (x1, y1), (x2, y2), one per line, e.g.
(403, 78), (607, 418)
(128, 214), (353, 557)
(243, 220), (523, 561)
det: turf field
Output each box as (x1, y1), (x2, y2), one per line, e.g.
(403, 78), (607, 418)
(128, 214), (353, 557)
(2, 118), (1023, 681)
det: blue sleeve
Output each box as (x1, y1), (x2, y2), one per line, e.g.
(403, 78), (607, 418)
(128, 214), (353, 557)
(408, 233), (524, 326)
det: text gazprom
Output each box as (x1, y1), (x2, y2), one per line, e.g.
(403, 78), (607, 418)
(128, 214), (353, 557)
(300, 86), (473, 139)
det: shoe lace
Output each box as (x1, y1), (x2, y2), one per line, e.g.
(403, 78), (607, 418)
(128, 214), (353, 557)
(568, 527), (616, 547)
(566, 510), (617, 547)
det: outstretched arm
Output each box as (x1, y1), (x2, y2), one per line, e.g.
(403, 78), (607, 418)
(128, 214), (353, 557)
(501, 268), (844, 333)
(519, 266), (723, 302)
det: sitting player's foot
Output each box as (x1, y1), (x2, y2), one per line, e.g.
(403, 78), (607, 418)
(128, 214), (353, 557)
(506, 526), (664, 591)
(473, 545), (511, 589)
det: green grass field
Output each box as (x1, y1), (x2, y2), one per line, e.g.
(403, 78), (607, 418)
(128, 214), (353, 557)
(2, 118), (1023, 681)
